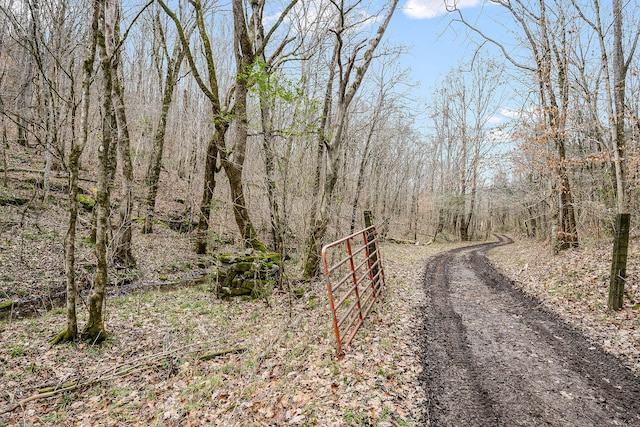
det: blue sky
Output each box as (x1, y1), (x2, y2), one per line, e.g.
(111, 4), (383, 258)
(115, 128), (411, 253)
(387, 13), (469, 90)
(384, 0), (515, 127)
(389, 0), (502, 89)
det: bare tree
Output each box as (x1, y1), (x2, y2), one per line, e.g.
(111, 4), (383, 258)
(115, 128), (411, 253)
(51, 0), (99, 344)
(446, 59), (505, 240)
(111, 10), (135, 268)
(158, 0), (228, 254)
(348, 55), (409, 234)
(160, 0), (297, 253)
(0, 0), (35, 147)
(228, 0), (266, 251)
(82, 0), (117, 342)
(1, 0), (74, 199)
(141, 8), (188, 234)
(81, 0), (151, 341)
(249, 1), (310, 255)
(572, 0), (640, 309)
(452, 0), (579, 250)
(303, 0), (400, 278)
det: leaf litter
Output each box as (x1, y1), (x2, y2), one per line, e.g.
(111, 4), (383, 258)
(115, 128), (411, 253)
(0, 236), (458, 426)
(3, 212), (637, 426)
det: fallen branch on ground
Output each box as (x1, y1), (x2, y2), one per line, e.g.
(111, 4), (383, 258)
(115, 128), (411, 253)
(199, 347), (247, 361)
(386, 237), (420, 245)
(0, 341), (244, 415)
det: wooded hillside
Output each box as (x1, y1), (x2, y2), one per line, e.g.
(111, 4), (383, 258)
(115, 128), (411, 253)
(1, 0), (639, 349)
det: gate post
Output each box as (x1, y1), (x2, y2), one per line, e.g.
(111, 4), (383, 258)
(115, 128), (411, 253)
(364, 210), (380, 289)
(608, 213), (630, 310)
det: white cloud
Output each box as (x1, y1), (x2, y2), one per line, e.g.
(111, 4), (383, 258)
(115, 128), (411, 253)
(403, 0), (483, 20)
(500, 108), (521, 119)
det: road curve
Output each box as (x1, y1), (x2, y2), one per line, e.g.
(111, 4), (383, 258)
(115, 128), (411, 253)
(417, 235), (640, 426)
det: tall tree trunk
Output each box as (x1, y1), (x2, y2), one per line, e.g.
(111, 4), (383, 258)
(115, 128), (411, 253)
(112, 63), (135, 268)
(28, 0), (54, 200)
(349, 95), (382, 234)
(142, 24), (186, 234)
(160, 0), (295, 253)
(225, 0), (266, 251)
(459, 123), (468, 241)
(16, 44), (33, 146)
(557, 160), (578, 249)
(1, 119), (8, 186)
(306, 48), (337, 270)
(260, 95), (284, 253)
(52, 145), (82, 344)
(52, 3), (99, 343)
(247, 0), (284, 253)
(221, 82), (264, 250)
(303, 107), (345, 278)
(159, 0), (224, 255)
(194, 126), (223, 254)
(83, 0), (116, 343)
(608, 0), (633, 310)
(463, 147), (479, 241)
(410, 182), (419, 241)
(539, 1), (578, 250)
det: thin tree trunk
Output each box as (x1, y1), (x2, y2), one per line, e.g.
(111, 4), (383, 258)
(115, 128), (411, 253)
(53, 0), (99, 345)
(226, 0), (266, 251)
(249, 0), (285, 253)
(112, 66), (135, 268)
(1, 118), (8, 186)
(142, 28), (186, 234)
(463, 141), (480, 240)
(29, 0), (54, 200)
(260, 96), (284, 253)
(457, 89), (468, 241)
(159, 0), (224, 255)
(608, 0), (633, 310)
(83, 0), (116, 343)
(16, 45), (33, 146)
(538, 1), (578, 250)
(194, 126), (223, 254)
(303, 0), (398, 279)
(555, 140), (578, 249)
(309, 47), (338, 233)
(51, 145), (81, 344)
(349, 103), (380, 234)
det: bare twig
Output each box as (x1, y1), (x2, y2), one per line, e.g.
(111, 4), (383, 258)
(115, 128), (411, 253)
(0, 341), (244, 415)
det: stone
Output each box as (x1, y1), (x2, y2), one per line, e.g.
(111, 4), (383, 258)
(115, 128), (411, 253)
(211, 251), (281, 299)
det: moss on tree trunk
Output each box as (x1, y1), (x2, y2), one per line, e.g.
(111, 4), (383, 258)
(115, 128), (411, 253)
(81, 317), (107, 344)
(50, 328), (77, 345)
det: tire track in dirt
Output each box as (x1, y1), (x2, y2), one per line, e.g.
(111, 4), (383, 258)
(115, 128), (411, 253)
(417, 235), (640, 426)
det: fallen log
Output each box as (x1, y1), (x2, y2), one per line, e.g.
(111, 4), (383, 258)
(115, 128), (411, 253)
(386, 237), (420, 245)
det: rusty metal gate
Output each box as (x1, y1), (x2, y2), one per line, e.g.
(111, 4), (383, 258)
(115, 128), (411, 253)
(322, 226), (385, 357)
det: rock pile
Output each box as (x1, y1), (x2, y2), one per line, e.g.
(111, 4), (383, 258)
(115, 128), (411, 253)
(211, 250), (281, 299)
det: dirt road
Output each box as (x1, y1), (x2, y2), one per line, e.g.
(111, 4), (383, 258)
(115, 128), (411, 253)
(417, 236), (640, 426)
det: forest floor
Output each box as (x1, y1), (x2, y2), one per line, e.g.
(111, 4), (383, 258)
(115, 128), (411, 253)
(0, 218), (438, 426)
(1, 176), (640, 425)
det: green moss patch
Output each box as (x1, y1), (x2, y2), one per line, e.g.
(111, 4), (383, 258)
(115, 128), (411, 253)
(211, 251), (281, 299)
